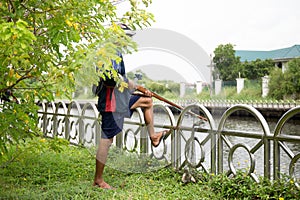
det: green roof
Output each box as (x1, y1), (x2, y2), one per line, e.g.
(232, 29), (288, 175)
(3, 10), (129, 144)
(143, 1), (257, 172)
(235, 45), (300, 62)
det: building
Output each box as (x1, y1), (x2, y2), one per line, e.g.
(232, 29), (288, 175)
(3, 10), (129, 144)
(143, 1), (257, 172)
(235, 45), (300, 72)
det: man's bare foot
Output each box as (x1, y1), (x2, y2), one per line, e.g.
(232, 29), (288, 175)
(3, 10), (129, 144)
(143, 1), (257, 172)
(93, 181), (115, 190)
(150, 130), (170, 147)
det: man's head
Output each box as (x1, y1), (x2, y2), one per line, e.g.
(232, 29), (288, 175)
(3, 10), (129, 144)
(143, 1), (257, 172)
(119, 23), (136, 37)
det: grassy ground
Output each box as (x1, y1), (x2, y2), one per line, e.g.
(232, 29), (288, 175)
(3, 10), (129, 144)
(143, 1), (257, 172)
(0, 138), (299, 200)
(0, 139), (217, 200)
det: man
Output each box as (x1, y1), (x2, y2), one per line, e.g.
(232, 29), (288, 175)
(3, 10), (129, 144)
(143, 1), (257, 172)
(93, 24), (169, 189)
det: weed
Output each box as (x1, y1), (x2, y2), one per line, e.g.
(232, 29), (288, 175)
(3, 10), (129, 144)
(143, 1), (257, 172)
(0, 138), (299, 200)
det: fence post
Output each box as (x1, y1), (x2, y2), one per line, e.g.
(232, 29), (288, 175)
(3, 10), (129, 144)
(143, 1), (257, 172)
(236, 78), (245, 94)
(42, 103), (48, 136)
(262, 76), (269, 98)
(115, 131), (123, 149)
(215, 79), (222, 95)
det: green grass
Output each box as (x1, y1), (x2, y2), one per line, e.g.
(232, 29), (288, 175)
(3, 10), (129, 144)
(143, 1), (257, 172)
(0, 138), (299, 200)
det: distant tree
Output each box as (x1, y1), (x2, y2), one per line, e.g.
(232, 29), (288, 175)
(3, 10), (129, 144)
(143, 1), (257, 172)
(285, 58), (300, 95)
(127, 70), (180, 96)
(268, 68), (286, 99)
(268, 58), (300, 100)
(163, 81), (180, 96)
(213, 44), (241, 81)
(147, 82), (166, 94)
(242, 59), (274, 80)
(0, 0), (154, 154)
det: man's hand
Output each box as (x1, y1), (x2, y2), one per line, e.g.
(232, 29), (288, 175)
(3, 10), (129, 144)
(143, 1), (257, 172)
(128, 81), (152, 97)
(135, 85), (153, 97)
(143, 89), (152, 97)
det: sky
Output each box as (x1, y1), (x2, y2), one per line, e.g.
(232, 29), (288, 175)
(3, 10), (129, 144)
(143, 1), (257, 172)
(146, 0), (300, 54)
(118, 0), (300, 83)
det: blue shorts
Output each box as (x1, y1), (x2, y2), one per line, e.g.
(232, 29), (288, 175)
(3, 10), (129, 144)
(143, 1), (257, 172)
(129, 94), (141, 116)
(100, 112), (125, 139)
(100, 94), (141, 139)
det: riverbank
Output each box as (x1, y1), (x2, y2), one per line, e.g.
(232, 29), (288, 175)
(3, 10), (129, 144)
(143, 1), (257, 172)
(1, 138), (298, 199)
(62, 98), (300, 119)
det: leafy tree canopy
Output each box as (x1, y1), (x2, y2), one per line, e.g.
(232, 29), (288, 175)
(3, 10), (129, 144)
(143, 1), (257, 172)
(268, 58), (300, 100)
(213, 44), (240, 81)
(0, 0), (154, 153)
(241, 59), (274, 80)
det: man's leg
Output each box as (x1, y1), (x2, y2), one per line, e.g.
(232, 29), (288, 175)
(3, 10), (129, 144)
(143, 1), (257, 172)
(130, 96), (168, 146)
(93, 137), (114, 189)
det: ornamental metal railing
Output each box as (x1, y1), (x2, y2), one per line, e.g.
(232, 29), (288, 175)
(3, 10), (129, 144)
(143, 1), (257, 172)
(37, 101), (300, 187)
